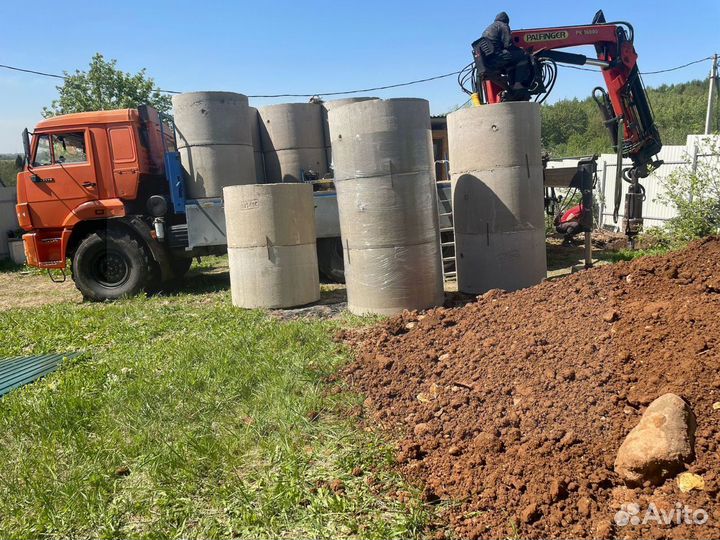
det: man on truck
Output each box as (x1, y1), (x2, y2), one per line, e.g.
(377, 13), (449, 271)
(479, 12), (528, 87)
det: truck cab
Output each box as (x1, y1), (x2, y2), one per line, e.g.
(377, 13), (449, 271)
(17, 107), (191, 300)
(16, 106), (343, 301)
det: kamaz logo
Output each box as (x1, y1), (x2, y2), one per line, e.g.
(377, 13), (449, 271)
(524, 31), (569, 43)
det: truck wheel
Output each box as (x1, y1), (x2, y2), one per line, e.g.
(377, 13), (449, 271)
(169, 255), (193, 279)
(154, 254), (194, 292)
(317, 237), (345, 283)
(72, 230), (151, 301)
(146, 252), (193, 294)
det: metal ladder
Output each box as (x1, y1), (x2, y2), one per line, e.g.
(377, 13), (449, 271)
(435, 170), (456, 281)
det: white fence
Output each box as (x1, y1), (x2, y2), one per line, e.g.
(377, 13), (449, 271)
(548, 134), (720, 231)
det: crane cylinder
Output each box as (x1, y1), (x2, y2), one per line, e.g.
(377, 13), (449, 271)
(447, 102), (547, 294)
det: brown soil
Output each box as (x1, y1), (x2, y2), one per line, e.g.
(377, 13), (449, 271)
(0, 269), (80, 310)
(339, 237), (720, 539)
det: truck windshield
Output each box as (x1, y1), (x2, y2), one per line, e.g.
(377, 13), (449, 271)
(33, 135), (52, 166)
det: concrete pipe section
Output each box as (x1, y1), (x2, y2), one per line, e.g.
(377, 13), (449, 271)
(224, 183), (320, 308)
(249, 107), (265, 183)
(258, 103), (328, 182)
(322, 97), (378, 167)
(328, 98), (444, 316)
(447, 102), (547, 294)
(173, 91), (256, 199)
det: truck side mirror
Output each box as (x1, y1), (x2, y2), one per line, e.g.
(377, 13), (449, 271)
(22, 128), (31, 168)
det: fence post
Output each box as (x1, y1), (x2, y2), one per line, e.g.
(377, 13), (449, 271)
(598, 160), (608, 229)
(689, 142), (699, 203)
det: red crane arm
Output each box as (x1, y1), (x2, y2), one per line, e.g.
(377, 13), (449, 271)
(466, 10), (663, 244)
(511, 24), (623, 52)
(481, 20), (661, 177)
(513, 24), (639, 146)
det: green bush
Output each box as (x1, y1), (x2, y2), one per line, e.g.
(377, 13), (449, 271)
(657, 138), (720, 241)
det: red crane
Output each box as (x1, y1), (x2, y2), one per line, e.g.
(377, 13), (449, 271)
(460, 10), (663, 246)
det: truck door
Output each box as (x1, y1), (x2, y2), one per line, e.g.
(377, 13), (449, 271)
(22, 130), (99, 229)
(107, 125), (140, 198)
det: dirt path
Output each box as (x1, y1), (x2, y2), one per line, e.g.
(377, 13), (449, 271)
(0, 270), (81, 310)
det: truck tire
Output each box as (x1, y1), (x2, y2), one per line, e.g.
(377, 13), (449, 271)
(72, 230), (151, 301)
(317, 237), (345, 283)
(169, 255), (193, 279)
(153, 254), (194, 292)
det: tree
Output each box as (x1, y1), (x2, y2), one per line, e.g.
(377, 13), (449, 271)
(42, 53), (172, 118)
(541, 98), (589, 152)
(0, 157), (22, 187)
(540, 78), (713, 158)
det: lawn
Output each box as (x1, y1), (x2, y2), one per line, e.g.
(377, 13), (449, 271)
(0, 271), (434, 539)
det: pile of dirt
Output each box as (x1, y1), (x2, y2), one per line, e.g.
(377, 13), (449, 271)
(339, 238), (720, 539)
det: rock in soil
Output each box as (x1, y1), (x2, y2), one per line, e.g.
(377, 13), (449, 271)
(339, 237), (720, 540)
(614, 393), (696, 485)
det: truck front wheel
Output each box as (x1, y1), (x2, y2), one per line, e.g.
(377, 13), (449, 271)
(72, 230), (151, 301)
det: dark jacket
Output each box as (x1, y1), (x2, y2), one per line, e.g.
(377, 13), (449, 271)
(482, 12), (512, 54)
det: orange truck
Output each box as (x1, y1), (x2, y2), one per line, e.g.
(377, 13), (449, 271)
(15, 105), (344, 300)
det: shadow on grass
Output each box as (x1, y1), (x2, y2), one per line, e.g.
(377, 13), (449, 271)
(181, 268), (231, 295)
(546, 241), (632, 272)
(545, 242), (588, 272)
(318, 285), (347, 304)
(545, 234), (678, 284)
(173, 265), (348, 304)
(0, 259), (27, 273)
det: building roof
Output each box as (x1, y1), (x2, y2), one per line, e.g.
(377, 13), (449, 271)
(431, 115), (448, 130)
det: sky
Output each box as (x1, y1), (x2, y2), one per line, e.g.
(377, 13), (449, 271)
(0, 0), (718, 152)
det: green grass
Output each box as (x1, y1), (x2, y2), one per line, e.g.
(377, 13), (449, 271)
(0, 290), (434, 539)
(0, 258), (49, 275)
(606, 245), (676, 262)
(606, 234), (687, 262)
